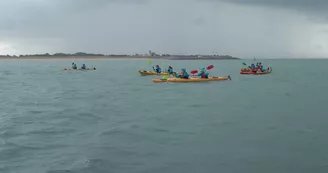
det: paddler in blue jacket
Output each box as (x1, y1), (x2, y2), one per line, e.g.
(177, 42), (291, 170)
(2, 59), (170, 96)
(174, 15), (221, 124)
(176, 68), (189, 79)
(81, 64), (86, 69)
(197, 68), (209, 78)
(153, 65), (161, 73)
(251, 64), (256, 69)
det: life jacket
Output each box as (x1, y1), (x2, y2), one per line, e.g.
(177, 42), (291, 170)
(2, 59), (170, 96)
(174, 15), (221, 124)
(168, 67), (173, 73)
(200, 72), (206, 78)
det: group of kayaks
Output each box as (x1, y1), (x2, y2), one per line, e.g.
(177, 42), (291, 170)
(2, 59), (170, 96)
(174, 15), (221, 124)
(139, 67), (230, 83)
(139, 62), (272, 83)
(60, 61), (272, 83)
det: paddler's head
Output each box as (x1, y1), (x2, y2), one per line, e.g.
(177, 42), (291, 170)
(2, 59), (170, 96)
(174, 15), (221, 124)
(156, 65), (159, 67)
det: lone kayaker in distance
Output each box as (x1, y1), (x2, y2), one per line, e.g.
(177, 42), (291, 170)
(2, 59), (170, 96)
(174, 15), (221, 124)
(72, 62), (77, 69)
(81, 64), (86, 69)
(153, 65), (161, 73)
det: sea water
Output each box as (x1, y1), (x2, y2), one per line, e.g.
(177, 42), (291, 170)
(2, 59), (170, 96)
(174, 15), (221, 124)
(0, 59), (328, 173)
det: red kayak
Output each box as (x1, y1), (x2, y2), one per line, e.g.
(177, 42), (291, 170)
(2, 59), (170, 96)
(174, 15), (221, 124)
(240, 71), (271, 75)
(240, 67), (272, 75)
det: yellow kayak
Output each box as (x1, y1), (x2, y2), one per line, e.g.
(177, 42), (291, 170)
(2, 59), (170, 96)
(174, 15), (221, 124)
(152, 76), (231, 83)
(138, 70), (176, 76)
(61, 68), (96, 71)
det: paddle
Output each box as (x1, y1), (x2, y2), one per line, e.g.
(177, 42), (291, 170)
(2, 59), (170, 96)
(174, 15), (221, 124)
(190, 70), (198, 74)
(190, 65), (214, 76)
(206, 65), (214, 70)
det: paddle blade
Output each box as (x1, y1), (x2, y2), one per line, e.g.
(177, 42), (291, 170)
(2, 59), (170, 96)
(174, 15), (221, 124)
(190, 70), (198, 74)
(148, 60), (152, 65)
(162, 75), (169, 79)
(242, 62), (247, 66)
(206, 65), (214, 70)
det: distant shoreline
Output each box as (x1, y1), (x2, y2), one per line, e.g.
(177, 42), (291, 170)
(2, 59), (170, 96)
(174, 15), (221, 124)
(0, 55), (240, 61)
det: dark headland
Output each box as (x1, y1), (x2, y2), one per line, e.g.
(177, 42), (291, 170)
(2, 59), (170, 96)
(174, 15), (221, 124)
(0, 52), (240, 60)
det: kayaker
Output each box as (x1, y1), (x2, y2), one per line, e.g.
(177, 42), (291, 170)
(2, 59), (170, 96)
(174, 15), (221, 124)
(251, 65), (257, 73)
(258, 63), (263, 71)
(167, 66), (174, 74)
(81, 64), (86, 69)
(176, 68), (189, 79)
(251, 64), (255, 69)
(72, 63), (77, 69)
(153, 65), (161, 73)
(197, 68), (209, 78)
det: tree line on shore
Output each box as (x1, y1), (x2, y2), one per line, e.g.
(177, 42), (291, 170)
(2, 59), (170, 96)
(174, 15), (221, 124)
(0, 52), (128, 57)
(0, 52), (239, 59)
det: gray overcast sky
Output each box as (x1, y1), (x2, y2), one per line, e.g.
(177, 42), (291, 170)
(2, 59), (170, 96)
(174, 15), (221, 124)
(0, 0), (328, 58)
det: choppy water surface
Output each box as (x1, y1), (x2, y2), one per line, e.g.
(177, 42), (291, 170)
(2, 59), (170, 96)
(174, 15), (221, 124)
(0, 59), (328, 173)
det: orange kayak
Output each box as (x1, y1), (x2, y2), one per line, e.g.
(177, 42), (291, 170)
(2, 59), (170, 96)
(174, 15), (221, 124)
(152, 76), (231, 83)
(240, 71), (271, 75)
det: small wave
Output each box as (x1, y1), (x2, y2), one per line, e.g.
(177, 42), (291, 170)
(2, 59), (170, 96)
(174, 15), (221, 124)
(47, 170), (72, 173)
(25, 127), (76, 136)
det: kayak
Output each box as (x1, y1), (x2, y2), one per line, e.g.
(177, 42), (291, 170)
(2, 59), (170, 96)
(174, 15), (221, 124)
(240, 71), (271, 75)
(240, 67), (272, 75)
(152, 76), (231, 83)
(61, 68), (96, 71)
(138, 70), (176, 76)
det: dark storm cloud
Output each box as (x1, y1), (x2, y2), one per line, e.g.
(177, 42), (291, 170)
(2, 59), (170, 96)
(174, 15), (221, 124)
(0, 0), (328, 58)
(217, 0), (328, 17)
